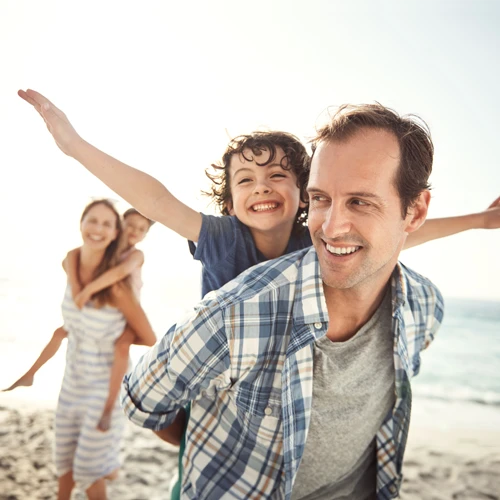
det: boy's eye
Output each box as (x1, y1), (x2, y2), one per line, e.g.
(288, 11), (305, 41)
(271, 173), (286, 179)
(237, 178), (251, 184)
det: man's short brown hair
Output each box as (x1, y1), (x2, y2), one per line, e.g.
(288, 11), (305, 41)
(311, 103), (434, 217)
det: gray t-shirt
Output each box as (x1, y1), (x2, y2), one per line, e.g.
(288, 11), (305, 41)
(292, 291), (395, 500)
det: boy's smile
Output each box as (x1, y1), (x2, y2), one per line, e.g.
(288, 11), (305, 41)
(227, 147), (306, 236)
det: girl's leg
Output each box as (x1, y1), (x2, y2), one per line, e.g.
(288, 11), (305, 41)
(57, 471), (75, 500)
(97, 326), (135, 432)
(86, 478), (107, 500)
(3, 326), (67, 391)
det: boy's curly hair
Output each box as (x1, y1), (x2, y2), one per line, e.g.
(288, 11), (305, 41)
(204, 131), (310, 234)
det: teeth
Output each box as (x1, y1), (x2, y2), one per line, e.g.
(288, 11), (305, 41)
(326, 244), (359, 255)
(252, 203), (278, 212)
(89, 235), (104, 241)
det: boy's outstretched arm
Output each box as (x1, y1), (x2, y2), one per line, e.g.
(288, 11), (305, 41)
(18, 89), (203, 242)
(75, 249), (144, 309)
(404, 196), (500, 250)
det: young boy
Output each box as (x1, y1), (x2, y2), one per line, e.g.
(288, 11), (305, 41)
(17, 89), (500, 495)
(3, 208), (157, 431)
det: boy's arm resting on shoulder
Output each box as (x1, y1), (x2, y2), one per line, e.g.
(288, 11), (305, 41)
(121, 302), (230, 432)
(62, 248), (82, 298)
(404, 196), (500, 250)
(18, 89), (203, 242)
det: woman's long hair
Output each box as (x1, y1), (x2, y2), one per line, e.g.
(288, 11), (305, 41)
(79, 199), (130, 307)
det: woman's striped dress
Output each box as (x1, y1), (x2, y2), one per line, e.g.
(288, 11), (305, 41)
(55, 285), (128, 490)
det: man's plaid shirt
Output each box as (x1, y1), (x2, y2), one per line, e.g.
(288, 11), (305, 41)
(122, 247), (444, 499)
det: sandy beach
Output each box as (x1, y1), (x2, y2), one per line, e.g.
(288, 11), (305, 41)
(1, 400), (499, 499)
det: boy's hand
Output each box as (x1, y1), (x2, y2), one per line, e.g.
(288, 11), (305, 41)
(481, 196), (500, 229)
(18, 89), (82, 157)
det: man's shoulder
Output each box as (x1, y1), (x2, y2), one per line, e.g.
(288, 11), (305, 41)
(207, 247), (314, 307)
(396, 263), (445, 344)
(399, 263), (444, 308)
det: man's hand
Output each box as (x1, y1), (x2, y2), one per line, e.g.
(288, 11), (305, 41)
(18, 89), (82, 157)
(481, 196), (500, 229)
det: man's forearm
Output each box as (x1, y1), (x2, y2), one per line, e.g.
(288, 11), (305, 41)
(152, 410), (187, 447)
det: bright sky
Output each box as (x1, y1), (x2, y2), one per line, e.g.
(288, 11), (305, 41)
(1, 0), (499, 313)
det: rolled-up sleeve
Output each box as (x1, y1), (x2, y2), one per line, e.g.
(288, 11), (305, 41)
(121, 297), (231, 430)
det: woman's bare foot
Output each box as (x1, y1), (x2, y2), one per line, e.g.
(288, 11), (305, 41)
(97, 408), (113, 432)
(2, 374), (34, 392)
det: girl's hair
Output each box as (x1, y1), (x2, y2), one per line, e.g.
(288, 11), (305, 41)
(123, 207), (155, 227)
(80, 199), (130, 306)
(204, 131), (310, 234)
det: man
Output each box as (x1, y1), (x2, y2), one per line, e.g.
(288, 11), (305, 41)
(122, 103), (444, 499)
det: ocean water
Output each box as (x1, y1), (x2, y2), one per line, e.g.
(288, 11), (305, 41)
(0, 277), (499, 416)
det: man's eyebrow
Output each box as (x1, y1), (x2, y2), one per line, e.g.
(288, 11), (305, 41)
(347, 191), (383, 201)
(306, 187), (383, 202)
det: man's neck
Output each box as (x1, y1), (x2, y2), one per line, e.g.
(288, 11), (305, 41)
(323, 273), (393, 343)
(250, 223), (294, 260)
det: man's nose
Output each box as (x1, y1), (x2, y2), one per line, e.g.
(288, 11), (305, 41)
(322, 205), (352, 237)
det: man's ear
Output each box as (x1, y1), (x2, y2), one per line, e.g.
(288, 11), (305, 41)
(404, 190), (431, 233)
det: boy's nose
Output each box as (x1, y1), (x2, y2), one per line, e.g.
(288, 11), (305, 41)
(254, 182), (272, 195)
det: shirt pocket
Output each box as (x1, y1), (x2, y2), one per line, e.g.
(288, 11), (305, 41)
(235, 385), (283, 445)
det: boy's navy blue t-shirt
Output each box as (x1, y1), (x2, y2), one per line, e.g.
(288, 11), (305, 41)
(188, 213), (312, 297)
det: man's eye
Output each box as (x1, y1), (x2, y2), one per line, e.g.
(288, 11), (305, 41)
(351, 199), (368, 206)
(311, 195), (326, 202)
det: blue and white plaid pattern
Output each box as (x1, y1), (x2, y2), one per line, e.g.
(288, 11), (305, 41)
(122, 247), (444, 499)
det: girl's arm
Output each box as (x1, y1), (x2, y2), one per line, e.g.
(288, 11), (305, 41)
(404, 196), (500, 250)
(2, 326), (67, 392)
(63, 248), (82, 300)
(111, 284), (156, 347)
(75, 249), (144, 309)
(18, 89), (202, 242)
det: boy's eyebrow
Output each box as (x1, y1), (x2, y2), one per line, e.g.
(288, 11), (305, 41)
(233, 163), (284, 177)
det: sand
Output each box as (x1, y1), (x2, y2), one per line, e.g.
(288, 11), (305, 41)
(1, 403), (499, 499)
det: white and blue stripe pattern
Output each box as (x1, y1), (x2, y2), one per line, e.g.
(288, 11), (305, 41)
(56, 286), (127, 490)
(123, 247), (444, 499)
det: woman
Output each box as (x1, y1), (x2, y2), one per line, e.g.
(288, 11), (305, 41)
(55, 199), (156, 500)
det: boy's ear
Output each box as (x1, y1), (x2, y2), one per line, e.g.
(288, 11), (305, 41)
(404, 190), (431, 234)
(225, 199), (235, 216)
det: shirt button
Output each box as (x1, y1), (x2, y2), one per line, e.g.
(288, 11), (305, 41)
(314, 322), (322, 329)
(264, 407), (273, 416)
(389, 485), (397, 494)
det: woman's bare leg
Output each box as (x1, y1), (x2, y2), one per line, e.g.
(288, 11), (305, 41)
(57, 471), (75, 500)
(86, 477), (107, 500)
(3, 326), (67, 391)
(97, 327), (134, 432)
